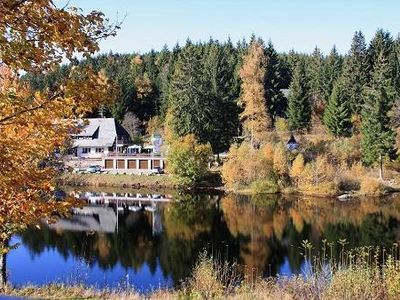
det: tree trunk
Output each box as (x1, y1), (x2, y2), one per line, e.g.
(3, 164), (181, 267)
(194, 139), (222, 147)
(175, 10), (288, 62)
(379, 153), (384, 181)
(0, 238), (10, 288)
(0, 252), (6, 288)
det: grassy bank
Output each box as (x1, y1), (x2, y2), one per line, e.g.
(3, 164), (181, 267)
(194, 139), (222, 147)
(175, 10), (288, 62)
(58, 171), (224, 191)
(58, 173), (176, 189)
(3, 245), (400, 299)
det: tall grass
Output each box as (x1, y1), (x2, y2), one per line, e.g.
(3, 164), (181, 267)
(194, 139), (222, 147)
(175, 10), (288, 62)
(3, 242), (400, 299)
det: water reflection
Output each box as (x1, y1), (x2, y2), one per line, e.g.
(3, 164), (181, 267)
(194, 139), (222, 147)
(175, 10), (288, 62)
(8, 191), (400, 291)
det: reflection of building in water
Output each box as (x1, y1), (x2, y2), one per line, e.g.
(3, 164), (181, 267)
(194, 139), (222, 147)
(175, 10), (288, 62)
(152, 210), (163, 236)
(75, 192), (172, 206)
(48, 206), (117, 233)
(49, 191), (171, 235)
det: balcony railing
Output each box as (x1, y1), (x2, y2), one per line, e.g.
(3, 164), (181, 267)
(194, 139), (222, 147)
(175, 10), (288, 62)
(107, 152), (162, 157)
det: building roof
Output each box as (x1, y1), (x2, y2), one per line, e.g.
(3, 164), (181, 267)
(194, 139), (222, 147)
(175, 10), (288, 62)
(72, 118), (117, 148)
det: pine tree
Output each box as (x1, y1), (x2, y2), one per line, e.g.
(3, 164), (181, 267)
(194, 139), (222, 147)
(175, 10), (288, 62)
(264, 41), (286, 119)
(361, 51), (396, 180)
(239, 40), (270, 147)
(203, 40), (239, 153)
(322, 45), (342, 102)
(390, 36), (400, 97)
(341, 31), (369, 114)
(308, 46), (324, 112)
(323, 80), (351, 136)
(287, 60), (311, 131)
(368, 29), (393, 78)
(168, 44), (214, 145)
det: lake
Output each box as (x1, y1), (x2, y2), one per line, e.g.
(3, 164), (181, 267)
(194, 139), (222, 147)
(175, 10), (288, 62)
(6, 190), (400, 293)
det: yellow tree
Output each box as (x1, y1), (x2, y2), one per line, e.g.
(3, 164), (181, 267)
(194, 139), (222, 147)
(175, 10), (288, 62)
(0, 0), (118, 281)
(239, 40), (270, 148)
(290, 153), (305, 181)
(273, 142), (289, 176)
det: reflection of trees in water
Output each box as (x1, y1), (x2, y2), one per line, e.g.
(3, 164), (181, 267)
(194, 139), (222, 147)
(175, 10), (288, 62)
(18, 192), (238, 285)
(17, 193), (400, 285)
(221, 194), (400, 277)
(159, 193), (239, 283)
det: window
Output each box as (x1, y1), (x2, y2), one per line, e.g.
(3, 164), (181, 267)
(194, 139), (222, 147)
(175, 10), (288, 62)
(95, 147), (104, 153)
(82, 147), (90, 154)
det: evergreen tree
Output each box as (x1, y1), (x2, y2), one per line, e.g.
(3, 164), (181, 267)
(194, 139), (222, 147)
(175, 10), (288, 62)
(287, 60), (311, 131)
(323, 80), (351, 136)
(168, 45), (215, 146)
(341, 31), (369, 114)
(361, 51), (396, 180)
(203, 40), (239, 153)
(308, 46), (325, 111)
(368, 29), (393, 78)
(322, 45), (342, 102)
(264, 41), (286, 119)
(238, 40), (270, 147)
(390, 36), (400, 97)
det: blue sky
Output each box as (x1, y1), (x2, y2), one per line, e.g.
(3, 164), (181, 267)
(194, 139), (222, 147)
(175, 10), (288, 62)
(65, 0), (399, 55)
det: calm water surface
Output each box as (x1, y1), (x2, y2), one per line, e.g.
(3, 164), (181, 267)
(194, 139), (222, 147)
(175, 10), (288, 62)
(6, 191), (400, 293)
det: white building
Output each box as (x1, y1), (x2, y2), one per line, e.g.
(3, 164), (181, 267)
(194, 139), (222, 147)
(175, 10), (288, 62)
(71, 118), (129, 158)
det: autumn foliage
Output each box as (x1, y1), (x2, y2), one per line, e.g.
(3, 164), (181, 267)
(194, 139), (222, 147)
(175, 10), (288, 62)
(166, 134), (213, 185)
(239, 40), (270, 147)
(0, 1), (117, 248)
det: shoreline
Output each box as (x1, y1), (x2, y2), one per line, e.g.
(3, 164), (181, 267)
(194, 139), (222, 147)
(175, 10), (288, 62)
(58, 173), (400, 198)
(58, 173), (177, 190)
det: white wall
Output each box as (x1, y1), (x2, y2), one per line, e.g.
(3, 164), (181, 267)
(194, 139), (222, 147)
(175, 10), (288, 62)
(76, 147), (107, 158)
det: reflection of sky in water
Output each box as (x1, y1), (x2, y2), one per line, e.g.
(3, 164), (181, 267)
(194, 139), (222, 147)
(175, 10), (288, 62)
(5, 192), (400, 293)
(8, 236), (173, 293)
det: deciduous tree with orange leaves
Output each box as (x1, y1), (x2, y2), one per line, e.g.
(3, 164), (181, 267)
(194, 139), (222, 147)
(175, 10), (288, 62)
(238, 40), (270, 148)
(0, 0), (119, 271)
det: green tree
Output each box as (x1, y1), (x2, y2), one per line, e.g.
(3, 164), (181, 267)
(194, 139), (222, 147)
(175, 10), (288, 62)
(361, 51), (396, 180)
(287, 60), (311, 131)
(323, 80), (351, 136)
(308, 46), (325, 113)
(264, 41), (286, 119)
(203, 40), (239, 153)
(322, 45), (342, 102)
(341, 31), (369, 114)
(167, 44), (214, 145)
(167, 135), (212, 185)
(368, 29), (393, 78)
(390, 36), (400, 97)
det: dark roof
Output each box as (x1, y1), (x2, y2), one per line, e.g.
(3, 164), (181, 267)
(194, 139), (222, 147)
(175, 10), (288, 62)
(287, 135), (298, 144)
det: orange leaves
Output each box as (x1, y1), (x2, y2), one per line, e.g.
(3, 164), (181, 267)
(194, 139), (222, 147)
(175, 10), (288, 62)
(134, 73), (153, 100)
(221, 143), (275, 190)
(0, 1), (117, 245)
(238, 40), (270, 146)
(0, 0), (119, 72)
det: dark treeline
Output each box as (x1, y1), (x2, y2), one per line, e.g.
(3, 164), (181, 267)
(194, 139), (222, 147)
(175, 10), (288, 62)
(23, 30), (400, 155)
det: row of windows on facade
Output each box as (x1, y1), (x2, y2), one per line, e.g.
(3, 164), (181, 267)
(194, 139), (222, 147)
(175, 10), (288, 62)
(82, 147), (106, 154)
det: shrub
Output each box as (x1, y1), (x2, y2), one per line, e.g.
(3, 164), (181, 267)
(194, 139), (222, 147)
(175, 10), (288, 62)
(328, 136), (361, 167)
(182, 251), (240, 299)
(221, 143), (275, 191)
(385, 255), (400, 299)
(297, 155), (339, 196)
(273, 142), (289, 176)
(250, 178), (279, 194)
(324, 267), (383, 299)
(167, 134), (212, 186)
(359, 177), (385, 196)
(290, 153), (305, 180)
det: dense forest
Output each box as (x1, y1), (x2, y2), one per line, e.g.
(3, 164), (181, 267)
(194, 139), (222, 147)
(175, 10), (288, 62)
(23, 29), (400, 150)
(23, 29), (400, 193)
